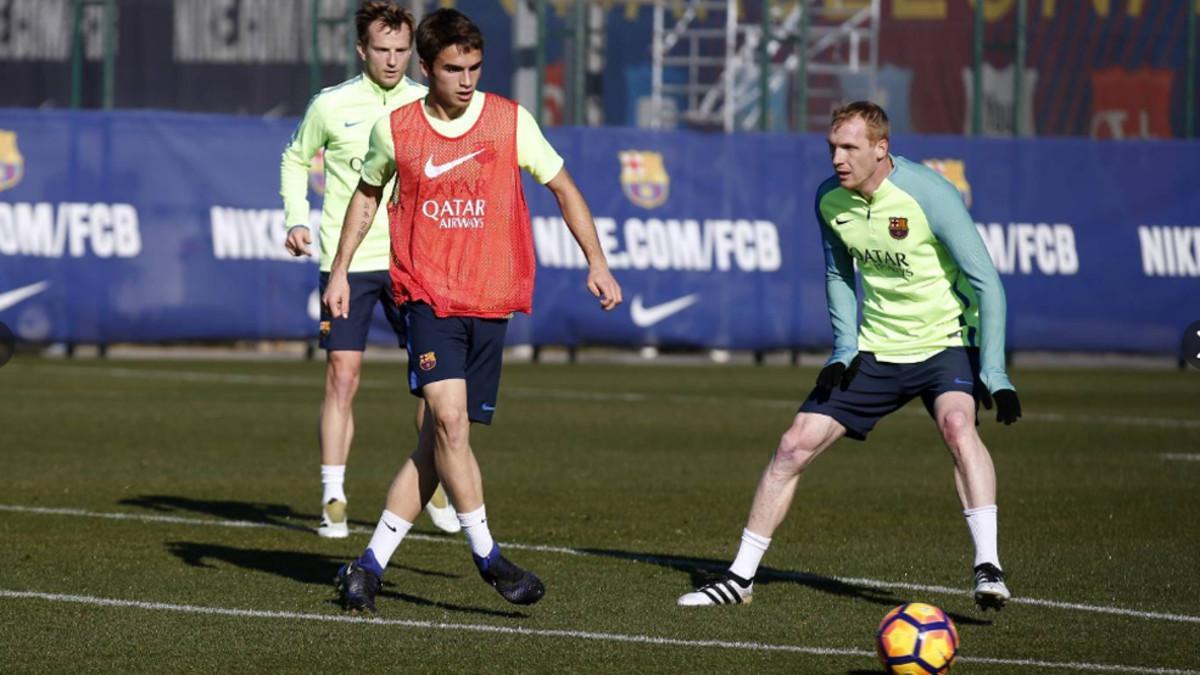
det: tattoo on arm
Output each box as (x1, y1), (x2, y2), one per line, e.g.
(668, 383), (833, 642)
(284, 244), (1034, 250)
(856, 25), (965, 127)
(355, 202), (373, 242)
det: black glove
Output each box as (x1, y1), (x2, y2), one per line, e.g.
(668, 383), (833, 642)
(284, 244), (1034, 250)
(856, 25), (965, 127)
(815, 355), (862, 400)
(978, 387), (1022, 425)
(993, 389), (1021, 424)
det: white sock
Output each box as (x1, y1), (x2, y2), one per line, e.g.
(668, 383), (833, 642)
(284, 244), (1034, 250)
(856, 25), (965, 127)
(366, 510), (412, 569)
(321, 464), (346, 504)
(729, 529), (772, 582)
(964, 505), (1000, 569)
(457, 505), (495, 558)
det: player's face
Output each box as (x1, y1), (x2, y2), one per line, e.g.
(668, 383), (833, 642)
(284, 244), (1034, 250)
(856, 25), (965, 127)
(357, 20), (412, 90)
(420, 45), (483, 115)
(828, 117), (888, 193)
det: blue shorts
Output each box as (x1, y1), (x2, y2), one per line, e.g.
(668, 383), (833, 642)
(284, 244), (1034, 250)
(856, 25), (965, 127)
(799, 347), (981, 441)
(318, 271), (406, 351)
(405, 302), (508, 425)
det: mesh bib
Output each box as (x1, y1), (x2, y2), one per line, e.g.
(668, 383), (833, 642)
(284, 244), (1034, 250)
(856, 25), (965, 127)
(386, 95), (534, 318)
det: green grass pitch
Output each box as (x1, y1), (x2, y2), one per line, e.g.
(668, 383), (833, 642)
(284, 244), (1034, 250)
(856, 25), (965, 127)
(0, 358), (1197, 673)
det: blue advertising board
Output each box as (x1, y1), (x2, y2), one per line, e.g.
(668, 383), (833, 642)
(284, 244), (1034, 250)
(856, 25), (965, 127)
(0, 109), (1196, 355)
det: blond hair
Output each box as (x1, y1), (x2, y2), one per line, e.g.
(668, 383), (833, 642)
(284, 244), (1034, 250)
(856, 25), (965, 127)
(830, 101), (890, 143)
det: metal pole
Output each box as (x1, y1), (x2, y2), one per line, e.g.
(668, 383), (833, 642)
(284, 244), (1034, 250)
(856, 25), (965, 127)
(651, 0), (664, 129)
(1013, 0), (1026, 136)
(795, 0), (807, 132)
(535, 0), (547, 126)
(724, 0), (736, 132)
(1187, 0), (1196, 139)
(102, 0), (115, 109)
(309, 0), (321, 95)
(759, 0), (770, 131)
(70, 0), (84, 108)
(346, 0), (357, 80)
(972, 0), (983, 136)
(572, 0), (586, 126)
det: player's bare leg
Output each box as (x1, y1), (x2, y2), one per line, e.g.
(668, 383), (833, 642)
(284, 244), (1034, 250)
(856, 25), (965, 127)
(409, 396), (460, 533)
(933, 391), (1009, 610)
(317, 350), (363, 538)
(744, 412), (847, 537)
(678, 412), (845, 607)
(417, 378), (543, 604)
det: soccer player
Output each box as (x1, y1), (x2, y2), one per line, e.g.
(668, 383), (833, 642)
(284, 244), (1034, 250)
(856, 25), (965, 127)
(324, 8), (622, 613)
(280, 1), (459, 538)
(677, 101), (1021, 611)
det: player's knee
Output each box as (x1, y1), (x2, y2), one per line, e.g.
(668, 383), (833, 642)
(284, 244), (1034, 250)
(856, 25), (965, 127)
(938, 409), (975, 447)
(775, 427), (819, 470)
(326, 362), (360, 403)
(431, 406), (470, 443)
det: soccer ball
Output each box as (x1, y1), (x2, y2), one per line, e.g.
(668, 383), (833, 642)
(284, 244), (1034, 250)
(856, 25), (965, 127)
(875, 602), (959, 674)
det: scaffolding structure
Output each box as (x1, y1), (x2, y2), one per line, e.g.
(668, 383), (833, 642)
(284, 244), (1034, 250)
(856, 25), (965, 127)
(649, 0), (880, 132)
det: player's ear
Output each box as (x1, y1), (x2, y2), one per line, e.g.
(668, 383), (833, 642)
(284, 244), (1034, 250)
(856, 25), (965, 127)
(419, 59), (431, 80)
(875, 137), (889, 161)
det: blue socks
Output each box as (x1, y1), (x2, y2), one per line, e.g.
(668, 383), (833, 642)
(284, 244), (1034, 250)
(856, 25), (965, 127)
(357, 548), (384, 579)
(472, 543), (502, 574)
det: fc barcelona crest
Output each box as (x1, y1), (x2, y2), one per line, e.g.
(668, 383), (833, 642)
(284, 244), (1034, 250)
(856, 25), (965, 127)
(922, 158), (972, 208)
(618, 150), (669, 209)
(888, 217), (909, 240)
(0, 130), (25, 192)
(419, 351), (437, 371)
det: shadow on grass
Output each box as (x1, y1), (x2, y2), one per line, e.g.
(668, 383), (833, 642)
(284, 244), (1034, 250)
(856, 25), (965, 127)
(117, 494), (456, 536)
(120, 494), (315, 532)
(165, 541), (525, 619)
(577, 547), (990, 628)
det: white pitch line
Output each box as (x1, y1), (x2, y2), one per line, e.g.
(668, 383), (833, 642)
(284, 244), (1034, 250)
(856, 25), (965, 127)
(1162, 454), (1200, 462)
(3, 503), (1198, 625)
(26, 364), (1200, 430)
(3, 591), (1198, 674)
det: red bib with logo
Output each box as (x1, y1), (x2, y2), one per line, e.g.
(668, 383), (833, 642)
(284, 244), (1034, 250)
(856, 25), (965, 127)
(386, 94), (534, 318)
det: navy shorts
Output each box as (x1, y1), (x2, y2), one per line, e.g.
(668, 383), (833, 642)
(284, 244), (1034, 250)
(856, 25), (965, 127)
(798, 347), (981, 441)
(405, 302), (508, 425)
(318, 271), (406, 351)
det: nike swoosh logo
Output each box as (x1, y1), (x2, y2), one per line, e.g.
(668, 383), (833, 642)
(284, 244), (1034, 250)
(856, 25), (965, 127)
(954, 378), (973, 385)
(343, 120), (364, 128)
(481, 403), (496, 412)
(383, 521), (397, 532)
(630, 294), (700, 328)
(424, 150), (484, 179)
(835, 218), (851, 225)
(0, 281), (49, 312)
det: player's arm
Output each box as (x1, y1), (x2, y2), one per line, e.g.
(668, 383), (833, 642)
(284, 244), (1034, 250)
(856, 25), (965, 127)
(814, 213), (861, 394)
(817, 210), (859, 368)
(926, 186), (1012, 393)
(322, 118), (395, 318)
(926, 181), (1020, 423)
(280, 95), (326, 257)
(518, 105), (622, 310)
(543, 168), (622, 310)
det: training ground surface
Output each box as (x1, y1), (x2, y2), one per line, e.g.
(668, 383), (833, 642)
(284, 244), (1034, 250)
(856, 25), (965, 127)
(1, 358), (1197, 673)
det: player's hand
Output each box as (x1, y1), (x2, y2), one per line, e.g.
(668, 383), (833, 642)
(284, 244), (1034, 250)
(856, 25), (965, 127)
(322, 273), (351, 319)
(587, 265), (623, 311)
(285, 225), (312, 257)
(815, 355), (861, 398)
(977, 387), (1021, 425)
(992, 389), (1021, 425)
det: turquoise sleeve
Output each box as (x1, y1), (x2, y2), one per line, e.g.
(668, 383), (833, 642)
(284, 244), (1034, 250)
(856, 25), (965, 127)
(924, 182), (1014, 392)
(815, 189), (859, 368)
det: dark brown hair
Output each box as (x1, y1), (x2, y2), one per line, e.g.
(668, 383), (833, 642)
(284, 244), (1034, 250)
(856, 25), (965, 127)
(416, 8), (484, 65)
(355, 1), (415, 46)
(831, 101), (890, 143)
